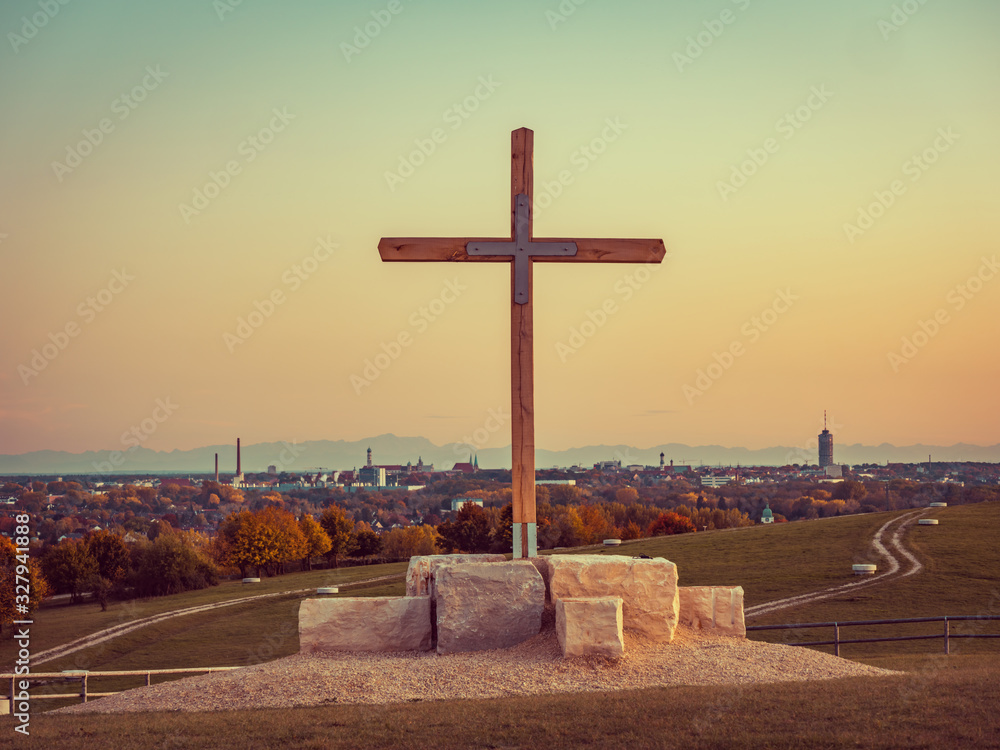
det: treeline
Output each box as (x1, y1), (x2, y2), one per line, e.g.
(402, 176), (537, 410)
(40, 527), (217, 610)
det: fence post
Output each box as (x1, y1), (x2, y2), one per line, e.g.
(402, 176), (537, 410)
(145, 672), (152, 687)
(944, 617), (950, 655)
(834, 623), (840, 657)
(80, 673), (88, 704)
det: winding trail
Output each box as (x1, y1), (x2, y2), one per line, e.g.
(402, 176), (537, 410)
(32, 512), (930, 665)
(745, 509), (927, 620)
(32, 574), (403, 667)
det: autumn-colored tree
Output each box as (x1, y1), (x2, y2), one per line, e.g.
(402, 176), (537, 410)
(381, 525), (439, 562)
(298, 514), (331, 571)
(255, 506), (308, 575)
(648, 511), (697, 537)
(216, 511), (279, 577)
(0, 536), (49, 635)
(615, 487), (639, 505)
(42, 539), (97, 603)
(320, 505), (355, 568)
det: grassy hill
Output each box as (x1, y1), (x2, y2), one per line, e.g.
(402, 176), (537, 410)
(2, 503), (998, 747)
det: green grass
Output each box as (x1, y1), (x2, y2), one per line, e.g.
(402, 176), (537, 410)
(3, 502), (998, 739)
(3, 655), (999, 749)
(0, 562), (408, 670)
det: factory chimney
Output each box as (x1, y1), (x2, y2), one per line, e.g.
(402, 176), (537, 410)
(237, 438), (241, 475)
(215, 453), (219, 482)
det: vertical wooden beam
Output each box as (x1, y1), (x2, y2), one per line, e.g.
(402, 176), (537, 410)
(510, 128), (535, 557)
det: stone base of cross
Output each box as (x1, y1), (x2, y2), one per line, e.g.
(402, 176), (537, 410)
(379, 128), (665, 557)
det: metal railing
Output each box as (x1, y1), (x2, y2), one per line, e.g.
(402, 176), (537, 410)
(1, 667), (239, 713)
(747, 615), (1000, 657)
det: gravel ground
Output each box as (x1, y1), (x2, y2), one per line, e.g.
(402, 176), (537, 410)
(52, 625), (897, 715)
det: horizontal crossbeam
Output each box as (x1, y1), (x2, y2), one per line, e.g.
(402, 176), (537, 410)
(378, 237), (665, 263)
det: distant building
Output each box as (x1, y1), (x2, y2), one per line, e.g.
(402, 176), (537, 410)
(824, 464), (843, 478)
(700, 476), (735, 487)
(267, 465), (278, 475)
(761, 504), (774, 524)
(358, 465), (386, 487)
(819, 411), (834, 467)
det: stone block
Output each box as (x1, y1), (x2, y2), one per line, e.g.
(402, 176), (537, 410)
(545, 554), (679, 642)
(435, 561), (544, 655)
(405, 553), (507, 598)
(299, 596), (432, 653)
(678, 586), (745, 637)
(556, 596), (624, 658)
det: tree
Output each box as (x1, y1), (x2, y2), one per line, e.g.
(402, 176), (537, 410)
(0, 537), (50, 635)
(320, 505), (355, 568)
(216, 511), (279, 578)
(351, 528), (382, 562)
(381, 525), (439, 562)
(648, 511), (697, 537)
(84, 530), (130, 584)
(256, 506), (308, 575)
(436, 503), (491, 553)
(298, 514), (331, 571)
(42, 539), (97, 603)
(132, 533), (218, 597)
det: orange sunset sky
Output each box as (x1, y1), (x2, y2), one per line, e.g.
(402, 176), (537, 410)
(1, 0), (998, 458)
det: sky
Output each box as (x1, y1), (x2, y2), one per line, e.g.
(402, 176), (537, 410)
(1, 0), (998, 459)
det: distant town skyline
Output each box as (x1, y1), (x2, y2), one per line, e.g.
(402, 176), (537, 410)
(2, 2), (997, 456)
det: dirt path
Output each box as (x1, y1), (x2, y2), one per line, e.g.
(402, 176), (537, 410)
(33, 574), (402, 666)
(744, 509), (927, 620)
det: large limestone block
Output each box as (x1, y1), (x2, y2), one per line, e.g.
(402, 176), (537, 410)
(545, 554), (680, 642)
(556, 597), (624, 658)
(405, 554), (507, 597)
(435, 561), (545, 655)
(299, 596), (432, 653)
(679, 586), (745, 637)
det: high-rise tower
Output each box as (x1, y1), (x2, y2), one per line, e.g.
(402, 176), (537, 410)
(818, 411), (834, 467)
(367, 446), (373, 467)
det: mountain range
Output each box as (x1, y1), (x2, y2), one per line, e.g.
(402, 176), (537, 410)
(0, 435), (997, 476)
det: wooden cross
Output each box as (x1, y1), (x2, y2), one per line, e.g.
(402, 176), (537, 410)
(379, 128), (665, 557)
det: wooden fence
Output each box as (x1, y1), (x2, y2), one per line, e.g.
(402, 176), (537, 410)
(747, 615), (1000, 657)
(1, 667), (239, 713)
